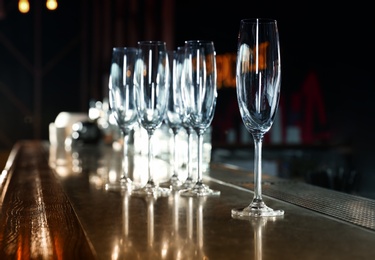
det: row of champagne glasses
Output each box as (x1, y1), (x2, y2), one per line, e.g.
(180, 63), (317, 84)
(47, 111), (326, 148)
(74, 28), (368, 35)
(108, 17), (285, 218)
(108, 40), (219, 198)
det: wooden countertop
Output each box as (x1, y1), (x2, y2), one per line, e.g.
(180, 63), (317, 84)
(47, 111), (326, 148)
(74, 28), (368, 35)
(1, 140), (374, 259)
(0, 141), (96, 259)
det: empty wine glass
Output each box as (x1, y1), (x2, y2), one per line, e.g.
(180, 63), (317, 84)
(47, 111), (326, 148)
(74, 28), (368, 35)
(106, 47), (138, 191)
(231, 18), (284, 218)
(132, 41), (171, 197)
(179, 40), (220, 197)
(160, 49), (185, 190)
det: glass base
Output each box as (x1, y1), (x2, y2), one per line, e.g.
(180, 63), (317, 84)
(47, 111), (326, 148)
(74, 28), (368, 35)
(159, 175), (183, 191)
(179, 183), (220, 197)
(180, 177), (194, 190)
(231, 202), (284, 219)
(132, 182), (171, 197)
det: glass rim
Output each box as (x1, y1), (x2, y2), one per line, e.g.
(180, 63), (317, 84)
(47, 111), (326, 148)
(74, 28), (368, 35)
(185, 40), (214, 45)
(112, 47), (138, 51)
(240, 18), (277, 24)
(137, 40), (166, 45)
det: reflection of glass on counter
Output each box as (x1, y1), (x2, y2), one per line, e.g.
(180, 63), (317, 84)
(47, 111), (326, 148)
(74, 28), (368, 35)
(50, 107), (213, 185)
(133, 124), (212, 176)
(110, 191), (141, 259)
(133, 123), (171, 158)
(252, 217), (279, 260)
(49, 111), (213, 189)
(179, 197), (208, 258)
(47, 143), (221, 258)
(47, 144), (80, 179)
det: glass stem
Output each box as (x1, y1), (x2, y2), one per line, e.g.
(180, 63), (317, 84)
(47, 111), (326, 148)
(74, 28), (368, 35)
(196, 132), (204, 184)
(122, 133), (129, 179)
(185, 128), (193, 183)
(186, 128), (193, 181)
(253, 134), (263, 201)
(172, 130), (178, 177)
(147, 133), (154, 185)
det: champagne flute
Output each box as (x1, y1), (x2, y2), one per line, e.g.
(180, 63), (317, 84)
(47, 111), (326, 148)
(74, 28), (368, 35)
(160, 49), (185, 190)
(179, 40), (220, 197)
(177, 46), (195, 190)
(133, 41), (171, 197)
(106, 47), (138, 191)
(231, 18), (284, 218)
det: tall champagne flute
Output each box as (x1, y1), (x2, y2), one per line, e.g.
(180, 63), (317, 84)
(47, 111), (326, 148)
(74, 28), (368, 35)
(177, 46), (195, 190)
(133, 41), (171, 197)
(232, 18), (284, 218)
(106, 47), (138, 191)
(179, 40), (220, 197)
(161, 49), (185, 190)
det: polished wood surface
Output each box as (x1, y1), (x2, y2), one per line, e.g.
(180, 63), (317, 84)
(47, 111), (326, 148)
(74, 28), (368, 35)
(1, 140), (375, 259)
(0, 141), (96, 259)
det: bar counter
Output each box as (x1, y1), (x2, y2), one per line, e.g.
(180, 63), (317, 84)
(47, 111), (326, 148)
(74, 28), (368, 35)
(1, 140), (375, 259)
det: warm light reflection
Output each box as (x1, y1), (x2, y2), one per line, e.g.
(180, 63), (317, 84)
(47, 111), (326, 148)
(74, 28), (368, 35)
(89, 174), (104, 189)
(252, 217), (277, 260)
(108, 169), (118, 183)
(160, 191), (182, 259)
(109, 191), (139, 259)
(216, 53), (236, 89)
(147, 197), (154, 248)
(18, 0), (29, 13)
(30, 176), (53, 259)
(111, 244), (120, 260)
(46, 0), (58, 10)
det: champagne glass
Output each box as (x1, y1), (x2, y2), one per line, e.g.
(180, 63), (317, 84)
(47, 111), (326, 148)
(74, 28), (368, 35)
(231, 18), (284, 218)
(106, 47), (138, 191)
(179, 40), (220, 196)
(177, 46), (195, 190)
(161, 49), (185, 190)
(133, 41), (171, 197)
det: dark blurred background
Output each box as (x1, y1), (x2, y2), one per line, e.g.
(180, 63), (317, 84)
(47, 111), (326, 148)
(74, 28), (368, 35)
(0, 0), (374, 197)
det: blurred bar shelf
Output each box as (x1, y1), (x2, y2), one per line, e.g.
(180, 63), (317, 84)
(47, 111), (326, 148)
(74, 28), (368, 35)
(0, 140), (374, 259)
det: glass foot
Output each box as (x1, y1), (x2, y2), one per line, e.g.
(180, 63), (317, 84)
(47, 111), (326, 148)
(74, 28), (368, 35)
(132, 182), (171, 197)
(231, 201), (284, 219)
(179, 182), (220, 197)
(180, 178), (194, 190)
(159, 175), (183, 191)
